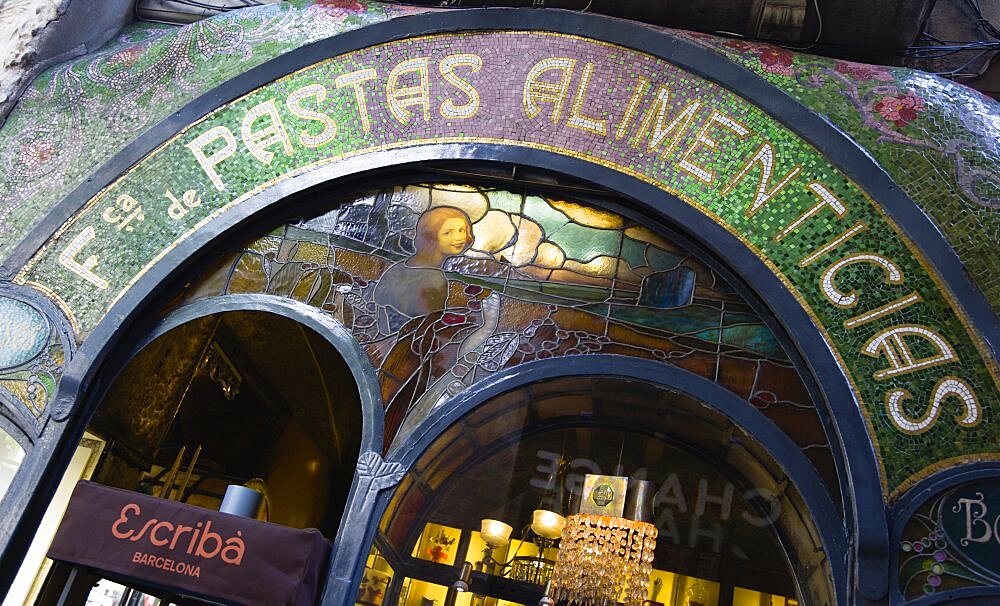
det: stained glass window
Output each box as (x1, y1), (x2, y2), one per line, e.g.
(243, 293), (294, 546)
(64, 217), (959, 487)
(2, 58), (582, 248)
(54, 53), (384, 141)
(180, 183), (838, 502)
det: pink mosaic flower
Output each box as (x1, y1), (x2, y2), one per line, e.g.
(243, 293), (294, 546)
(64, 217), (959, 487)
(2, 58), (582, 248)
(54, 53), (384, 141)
(19, 141), (55, 170)
(109, 46), (143, 67)
(315, 0), (367, 11)
(723, 40), (757, 53)
(834, 60), (893, 82)
(875, 92), (926, 127)
(758, 47), (795, 76)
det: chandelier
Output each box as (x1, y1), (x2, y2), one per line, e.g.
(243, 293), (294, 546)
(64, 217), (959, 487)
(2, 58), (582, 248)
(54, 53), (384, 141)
(476, 509), (566, 584)
(547, 474), (657, 606)
(457, 468), (657, 606)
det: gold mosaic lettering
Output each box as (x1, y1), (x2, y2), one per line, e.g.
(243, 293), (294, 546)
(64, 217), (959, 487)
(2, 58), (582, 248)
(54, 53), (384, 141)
(614, 76), (649, 140)
(863, 324), (957, 380)
(57, 226), (109, 290)
(775, 181), (848, 241)
(798, 221), (868, 267)
(439, 53), (482, 119)
(165, 189), (202, 222)
(286, 83), (337, 148)
(720, 142), (802, 217)
(335, 68), (378, 133)
(241, 99), (294, 164)
(885, 376), (980, 435)
(523, 57), (576, 122)
(566, 62), (607, 136)
(386, 57), (431, 124)
(844, 291), (922, 329)
(677, 110), (751, 183)
(629, 88), (700, 158)
(101, 194), (144, 233)
(820, 252), (904, 308)
(185, 126), (237, 191)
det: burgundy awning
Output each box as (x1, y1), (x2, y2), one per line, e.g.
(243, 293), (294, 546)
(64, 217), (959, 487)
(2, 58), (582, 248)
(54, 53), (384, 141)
(48, 481), (331, 606)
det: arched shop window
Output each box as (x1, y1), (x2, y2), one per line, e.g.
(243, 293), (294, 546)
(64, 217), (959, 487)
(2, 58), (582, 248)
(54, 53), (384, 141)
(35, 179), (840, 606)
(22, 309), (366, 606)
(371, 376), (822, 606)
(87, 309), (363, 534)
(165, 180), (841, 604)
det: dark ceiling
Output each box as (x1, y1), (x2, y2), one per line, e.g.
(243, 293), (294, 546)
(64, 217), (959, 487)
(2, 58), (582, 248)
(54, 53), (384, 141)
(395, 0), (1000, 98)
(91, 310), (362, 479)
(133, 1), (1000, 98)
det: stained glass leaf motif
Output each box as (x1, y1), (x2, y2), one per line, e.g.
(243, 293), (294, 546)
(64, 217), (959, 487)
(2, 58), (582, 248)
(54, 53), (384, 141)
(547, 198), (625, 229)
(473, 332), (520, 373)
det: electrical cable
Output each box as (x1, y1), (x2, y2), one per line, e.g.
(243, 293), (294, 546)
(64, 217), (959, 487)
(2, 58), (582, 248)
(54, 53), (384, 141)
(943, 49), (1000, 78)
(795, 0), (824, 51)
(903, 0), (1000, 81)
(167, 0), (268, 11)
(390, 0), (990, 60)
(934, 48), (992, 75)
(963, 0), (1000, 39)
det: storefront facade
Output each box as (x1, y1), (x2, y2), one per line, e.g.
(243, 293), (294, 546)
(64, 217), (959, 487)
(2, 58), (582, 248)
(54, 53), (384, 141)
(0, 2), (997, 605)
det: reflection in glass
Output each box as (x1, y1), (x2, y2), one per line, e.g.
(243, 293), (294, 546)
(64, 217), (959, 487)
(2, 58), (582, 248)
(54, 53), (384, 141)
(400, 578), (472, 606)
(371, 377), (827, 605)
(732, 587), (799, 606)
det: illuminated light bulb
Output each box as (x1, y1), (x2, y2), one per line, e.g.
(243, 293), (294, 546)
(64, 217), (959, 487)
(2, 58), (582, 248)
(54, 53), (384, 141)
(531, 509), (566, 539)
(480, 519), (513, 548)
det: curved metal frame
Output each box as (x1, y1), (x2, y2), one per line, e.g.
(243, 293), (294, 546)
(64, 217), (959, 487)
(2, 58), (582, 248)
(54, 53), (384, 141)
(131, 294), (384, 454)
(0, 130), (879, 605)
(385, 355), (847, 602)
(5, 7), (996, 604)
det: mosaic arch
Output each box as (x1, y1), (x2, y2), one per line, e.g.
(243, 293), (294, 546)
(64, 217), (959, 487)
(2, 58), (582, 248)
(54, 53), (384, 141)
(4, 11), (995, 506)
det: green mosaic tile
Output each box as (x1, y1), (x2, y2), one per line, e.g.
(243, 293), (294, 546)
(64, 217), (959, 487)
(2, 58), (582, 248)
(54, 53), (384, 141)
(675, 31), (1000, 315)
(0, 0), (423, 262)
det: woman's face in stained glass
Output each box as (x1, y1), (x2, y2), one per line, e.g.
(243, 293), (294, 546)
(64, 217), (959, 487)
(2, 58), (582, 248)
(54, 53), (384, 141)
(436, 217), (469, 257)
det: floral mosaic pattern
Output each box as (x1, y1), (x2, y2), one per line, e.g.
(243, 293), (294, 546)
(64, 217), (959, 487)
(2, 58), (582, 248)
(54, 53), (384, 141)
(0, 0), (424, 262)
(675, 31), (1000, 310)
(177, 184), (839, 497)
